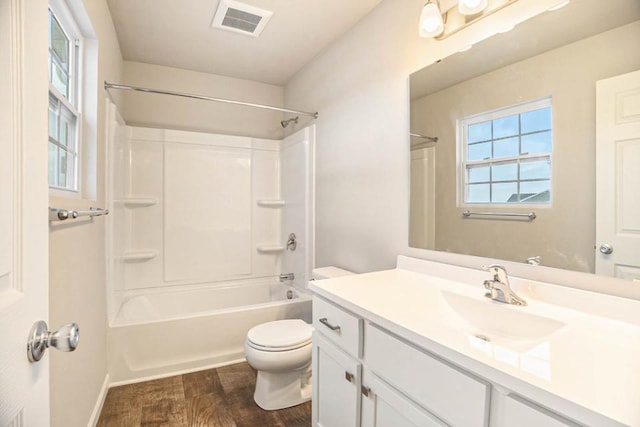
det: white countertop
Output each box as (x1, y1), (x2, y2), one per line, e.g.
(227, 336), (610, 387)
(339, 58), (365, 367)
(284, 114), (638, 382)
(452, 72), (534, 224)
(309, 259), (640, 427)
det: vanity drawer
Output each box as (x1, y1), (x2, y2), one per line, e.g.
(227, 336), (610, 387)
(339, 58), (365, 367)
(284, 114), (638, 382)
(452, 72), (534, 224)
(313, 296), (362, 358)
(364, 323), (490, 427)
(501, 395), (581, 427)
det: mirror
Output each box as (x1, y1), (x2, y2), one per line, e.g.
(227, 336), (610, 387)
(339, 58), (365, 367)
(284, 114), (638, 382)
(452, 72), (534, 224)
(409, 0), (640, 276)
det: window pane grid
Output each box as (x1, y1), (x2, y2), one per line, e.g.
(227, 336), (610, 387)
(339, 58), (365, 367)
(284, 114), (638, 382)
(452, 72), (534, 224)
(461, 102), (552, 204)
(48, 87), (78, 190)
(467, 129), (550, 147)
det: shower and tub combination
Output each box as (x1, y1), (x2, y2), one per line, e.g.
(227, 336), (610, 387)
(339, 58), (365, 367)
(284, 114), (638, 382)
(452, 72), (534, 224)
(104, 89), (316, 384)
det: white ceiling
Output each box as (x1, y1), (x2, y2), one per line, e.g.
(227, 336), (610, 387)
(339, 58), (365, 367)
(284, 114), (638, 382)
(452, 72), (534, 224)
(107, 0), (384, 86)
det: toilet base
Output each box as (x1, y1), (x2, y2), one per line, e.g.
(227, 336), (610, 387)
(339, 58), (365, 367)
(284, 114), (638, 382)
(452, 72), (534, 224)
(253, 365), (312, 410)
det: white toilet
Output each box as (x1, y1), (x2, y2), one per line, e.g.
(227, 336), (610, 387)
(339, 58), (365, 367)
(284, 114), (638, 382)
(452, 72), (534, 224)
(244, 266), (354, 410)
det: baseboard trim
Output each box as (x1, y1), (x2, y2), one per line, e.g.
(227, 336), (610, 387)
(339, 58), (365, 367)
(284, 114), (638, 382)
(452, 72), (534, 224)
(108, 357), (246, 387)
(87, 373), (110, 427)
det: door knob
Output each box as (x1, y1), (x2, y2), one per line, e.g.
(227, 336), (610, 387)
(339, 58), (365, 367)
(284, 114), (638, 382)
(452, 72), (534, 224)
(599, 244), (614, 255)
(27, 320), (80, 363)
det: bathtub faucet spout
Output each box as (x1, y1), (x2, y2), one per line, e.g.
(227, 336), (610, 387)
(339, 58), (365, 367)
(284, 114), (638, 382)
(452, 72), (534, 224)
(279, 273), (294, 282)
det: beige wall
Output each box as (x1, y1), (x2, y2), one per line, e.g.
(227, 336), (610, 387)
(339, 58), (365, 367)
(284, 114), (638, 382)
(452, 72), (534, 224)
(48, 0), (123, 426)
(121, 61), (286, 139)
(410, 22), (640, 273)
(284, 0), (564, 273)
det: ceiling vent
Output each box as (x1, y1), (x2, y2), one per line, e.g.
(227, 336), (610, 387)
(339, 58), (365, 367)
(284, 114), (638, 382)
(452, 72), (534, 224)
(211, 0), (273, 37)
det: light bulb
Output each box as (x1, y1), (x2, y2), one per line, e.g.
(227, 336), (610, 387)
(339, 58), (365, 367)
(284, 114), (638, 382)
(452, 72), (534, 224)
(419, 2), (444, 38)
(458, 0), (488, 15)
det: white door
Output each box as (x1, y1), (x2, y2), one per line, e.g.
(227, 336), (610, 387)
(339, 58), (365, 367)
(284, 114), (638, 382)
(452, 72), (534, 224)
(0, 0), (51, 425)
(595, 70), (640, 279)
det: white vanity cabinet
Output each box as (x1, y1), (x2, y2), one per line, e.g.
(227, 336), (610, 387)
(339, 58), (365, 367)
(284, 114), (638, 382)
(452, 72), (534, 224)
(312, 295), (590, 427)
(312, 296), (364, 427)
(312, 295), (488, 427)
(364, 323), (490, 427)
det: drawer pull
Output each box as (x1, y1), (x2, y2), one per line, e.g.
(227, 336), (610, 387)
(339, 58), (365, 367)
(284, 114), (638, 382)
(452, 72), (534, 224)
(361, 386), (372, 397)
(319, 317), (341, 332)
(345, 371), (355, 383)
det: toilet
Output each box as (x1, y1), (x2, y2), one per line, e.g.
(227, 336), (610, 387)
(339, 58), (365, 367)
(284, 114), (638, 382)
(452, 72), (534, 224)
(244, 266), (354, 410)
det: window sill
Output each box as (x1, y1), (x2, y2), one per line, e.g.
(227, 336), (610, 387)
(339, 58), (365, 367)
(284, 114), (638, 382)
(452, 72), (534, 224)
(49, 186), (81, 200)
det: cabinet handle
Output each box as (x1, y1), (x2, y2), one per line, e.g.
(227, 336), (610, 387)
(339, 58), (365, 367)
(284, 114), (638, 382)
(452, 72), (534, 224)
(345, 371), (355, 383)
(319, 317), (341, 332)
(361, 386), (372, 397)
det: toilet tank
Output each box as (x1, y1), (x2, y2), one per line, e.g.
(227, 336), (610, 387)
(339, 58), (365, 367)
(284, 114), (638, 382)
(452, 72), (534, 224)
(311, 266), (354, 280)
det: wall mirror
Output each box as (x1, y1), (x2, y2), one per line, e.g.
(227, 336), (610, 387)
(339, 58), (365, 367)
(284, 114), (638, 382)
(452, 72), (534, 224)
(409, 0), (640, 278)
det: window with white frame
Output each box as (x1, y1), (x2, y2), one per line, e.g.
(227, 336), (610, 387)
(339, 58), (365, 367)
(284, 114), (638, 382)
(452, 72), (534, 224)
(48, 3), (81, 191)
(459, 98), (552, 204)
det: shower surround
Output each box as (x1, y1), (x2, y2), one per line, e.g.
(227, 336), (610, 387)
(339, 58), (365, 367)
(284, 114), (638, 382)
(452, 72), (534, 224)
(105, 102), (314, 383)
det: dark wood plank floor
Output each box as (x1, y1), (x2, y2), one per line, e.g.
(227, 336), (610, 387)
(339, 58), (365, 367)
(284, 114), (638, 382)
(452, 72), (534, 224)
(97, 362), (311, 427)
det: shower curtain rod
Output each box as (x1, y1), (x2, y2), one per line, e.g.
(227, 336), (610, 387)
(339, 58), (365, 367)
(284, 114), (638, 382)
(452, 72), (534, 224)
(104, 82), (319, 119)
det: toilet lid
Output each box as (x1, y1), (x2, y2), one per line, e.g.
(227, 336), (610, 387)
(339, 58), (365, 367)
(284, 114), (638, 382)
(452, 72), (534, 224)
(247, 319), (313, 350)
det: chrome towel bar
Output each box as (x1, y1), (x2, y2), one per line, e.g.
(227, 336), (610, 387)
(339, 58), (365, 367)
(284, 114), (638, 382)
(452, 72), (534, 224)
(462, 210), (536, 220)
(49, 207), (109, 222)
(410, 132), (439, 143)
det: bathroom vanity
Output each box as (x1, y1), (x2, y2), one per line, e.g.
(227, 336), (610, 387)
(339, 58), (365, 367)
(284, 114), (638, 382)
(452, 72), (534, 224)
(309, 256), (640, 427)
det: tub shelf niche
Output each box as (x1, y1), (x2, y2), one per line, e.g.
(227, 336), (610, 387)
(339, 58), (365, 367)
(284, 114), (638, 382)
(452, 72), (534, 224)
(116, 198), (159, 208)
(122, 250), (158, 262)
(256, 245), (285, 254)
(257, 200), (285, 208)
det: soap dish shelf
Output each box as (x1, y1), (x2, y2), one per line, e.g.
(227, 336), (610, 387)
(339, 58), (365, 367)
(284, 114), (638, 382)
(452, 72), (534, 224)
(257, 200), (285, 208)
(256, 245), (285, 253)
(122, 250), (158, 262)
(119, 198), (159, 208)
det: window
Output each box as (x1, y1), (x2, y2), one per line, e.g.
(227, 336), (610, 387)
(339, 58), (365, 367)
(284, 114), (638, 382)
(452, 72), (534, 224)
(459, 98), (552, 204)
(48, 4), (80, 191)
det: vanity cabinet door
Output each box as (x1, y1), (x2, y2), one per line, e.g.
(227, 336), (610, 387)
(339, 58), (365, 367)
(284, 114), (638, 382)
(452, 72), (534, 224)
(312, 332), (362, 427)
(497, 394), (581, 427)
(361, 371), (448, 427)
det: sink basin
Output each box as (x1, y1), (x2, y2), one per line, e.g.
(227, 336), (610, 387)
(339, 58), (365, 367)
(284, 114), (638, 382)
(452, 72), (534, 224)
(442, 291), (565, 344)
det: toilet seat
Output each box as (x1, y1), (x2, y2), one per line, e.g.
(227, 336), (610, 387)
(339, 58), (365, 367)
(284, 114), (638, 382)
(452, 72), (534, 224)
(247, 319), (313, 352)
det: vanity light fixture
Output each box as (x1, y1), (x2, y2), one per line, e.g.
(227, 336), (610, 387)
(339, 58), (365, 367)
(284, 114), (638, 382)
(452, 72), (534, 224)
(419, 1), (445, 37)
(419, 0), (519, 40)
(458, 0), (488, 15)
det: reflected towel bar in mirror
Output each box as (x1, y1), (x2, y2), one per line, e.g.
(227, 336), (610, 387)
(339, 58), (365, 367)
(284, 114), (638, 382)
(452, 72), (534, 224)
(410, 132), (439, 143)
(462, 210), (536, 220)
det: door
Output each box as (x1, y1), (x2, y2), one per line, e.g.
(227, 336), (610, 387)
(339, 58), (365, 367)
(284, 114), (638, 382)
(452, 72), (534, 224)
(595, 70), (640, 279)
(0, 0), (51, 425)
(312, 332), (361, 427)
(409, 146), (435, 249)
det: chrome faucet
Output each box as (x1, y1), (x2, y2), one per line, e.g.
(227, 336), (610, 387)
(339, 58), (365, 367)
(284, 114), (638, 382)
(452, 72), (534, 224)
(279, 273), (294, 282)
(482, 264), (527, 306)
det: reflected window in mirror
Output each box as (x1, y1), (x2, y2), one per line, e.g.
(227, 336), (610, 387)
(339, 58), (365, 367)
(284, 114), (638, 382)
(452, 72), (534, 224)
(459, 97), (552, 204)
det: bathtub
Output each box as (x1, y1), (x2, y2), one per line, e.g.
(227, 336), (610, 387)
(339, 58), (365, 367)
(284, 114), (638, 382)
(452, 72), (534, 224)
(107, 281), (312, 385)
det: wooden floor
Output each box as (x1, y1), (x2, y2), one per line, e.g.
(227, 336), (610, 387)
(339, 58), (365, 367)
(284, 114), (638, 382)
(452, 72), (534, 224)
(97, 362), (311, 427)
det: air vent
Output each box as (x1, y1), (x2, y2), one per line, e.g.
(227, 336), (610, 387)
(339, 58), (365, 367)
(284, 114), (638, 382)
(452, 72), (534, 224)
(211, 0), (273, 37)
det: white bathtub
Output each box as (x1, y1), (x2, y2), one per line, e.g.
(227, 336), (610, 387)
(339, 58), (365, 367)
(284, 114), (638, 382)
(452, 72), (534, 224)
(107, 281), (312, 384)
